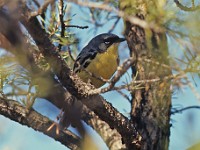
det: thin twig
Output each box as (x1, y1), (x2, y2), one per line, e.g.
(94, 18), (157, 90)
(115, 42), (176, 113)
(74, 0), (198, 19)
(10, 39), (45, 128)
(32, 0), (40, 8)
(108, 17), (120, 33)
(31, 0), (54, 17)
(58, 0), (65, 51)
(92, 70), (186, 94)
(67, 46), (75, 62)
(68, 0), (164, 33)
(140, 58), (171, 70)
(186, 78), (200, 101)
(171, 105), (200, 114)
(89, 57), (136, 94)
(116, 89), (131, 102)
(75, 61), (109, 84)
(174, 0), (200, 11)
(65, 25), (89, 29)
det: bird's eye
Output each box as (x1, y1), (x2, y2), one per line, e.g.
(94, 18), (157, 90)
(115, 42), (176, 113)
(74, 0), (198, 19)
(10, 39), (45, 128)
(104, 41), (110, 45)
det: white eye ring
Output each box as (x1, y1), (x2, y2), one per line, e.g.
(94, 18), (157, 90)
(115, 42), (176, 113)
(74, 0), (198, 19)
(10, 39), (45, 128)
(104, 41), (110, 45)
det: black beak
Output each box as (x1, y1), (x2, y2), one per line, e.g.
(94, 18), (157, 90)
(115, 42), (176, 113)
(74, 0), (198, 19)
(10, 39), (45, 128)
(117, 38), (126, 43)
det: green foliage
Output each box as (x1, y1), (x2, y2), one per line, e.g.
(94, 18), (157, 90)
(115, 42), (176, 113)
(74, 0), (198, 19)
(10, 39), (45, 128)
(120, 0), (137, 14)
(167, 8), (200, 78)
(0, 1), (81, 109)
(38, 1), (79, 68)
(120, 0), (200, 80)
(0, 54), (36, 107)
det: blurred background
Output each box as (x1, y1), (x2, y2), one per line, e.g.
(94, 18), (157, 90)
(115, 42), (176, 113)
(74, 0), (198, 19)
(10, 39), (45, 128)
(0, 0), (200, 150)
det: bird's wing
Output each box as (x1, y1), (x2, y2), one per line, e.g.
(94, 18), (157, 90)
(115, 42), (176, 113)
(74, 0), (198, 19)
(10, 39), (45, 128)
(73, 47), (98, 73)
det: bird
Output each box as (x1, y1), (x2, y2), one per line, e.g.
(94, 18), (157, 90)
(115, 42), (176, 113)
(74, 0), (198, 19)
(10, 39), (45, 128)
(73, 33), (126, 88)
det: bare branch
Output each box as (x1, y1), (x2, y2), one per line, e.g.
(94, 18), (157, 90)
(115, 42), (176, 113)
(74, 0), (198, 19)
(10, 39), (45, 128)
(67, 46), (76, 62)
(81, 104), (125, 149)
(116, 90), (131, 102)
(32, 0), (40, 8)
(31, 0), (54, 17)
(0, 6), (129, 148)
(58, 0), (65, 51)
(65, 25), (89, 29)
(18, 3), (139, 148)
(171, 105), (200, 114)
(0, 97), (80, 149)
(108, 17), (120, 33)
(174, 0), (200, 11)
(89, 57), (136, 95)
(68, 0), (164, 33)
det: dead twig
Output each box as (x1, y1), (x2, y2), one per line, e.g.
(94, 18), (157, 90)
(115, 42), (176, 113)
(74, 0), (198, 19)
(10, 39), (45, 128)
(89, 57), (136, 95)
(108, 17), (120, 33)
(65, 25), (89, 29)
(31, 0), (54, 17)
(58, 0), (65, 51)
(68, 0), (164, 33)
(174, 0), (200, 11)
(171, 105), (200, 114)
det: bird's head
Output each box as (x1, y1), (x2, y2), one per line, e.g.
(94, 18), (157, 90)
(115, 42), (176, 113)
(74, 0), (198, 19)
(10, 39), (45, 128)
(88, 33), (126, 53)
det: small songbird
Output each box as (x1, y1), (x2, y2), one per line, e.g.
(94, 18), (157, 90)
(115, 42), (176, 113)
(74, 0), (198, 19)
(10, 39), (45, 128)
(73, 33), (126, 88)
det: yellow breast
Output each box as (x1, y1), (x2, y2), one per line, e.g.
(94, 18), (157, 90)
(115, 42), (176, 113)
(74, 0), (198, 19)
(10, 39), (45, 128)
(77, 44), (119, 88)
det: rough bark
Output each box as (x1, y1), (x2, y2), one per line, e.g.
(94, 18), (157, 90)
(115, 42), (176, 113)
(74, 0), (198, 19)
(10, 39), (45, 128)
(121, 1), (171, 150)
(0, 3), (135, 149)
(18, 4), (137, 148)
(0, 97), (80, 150)
(0, 1), (172, 149)
(0, 7), (125, 149)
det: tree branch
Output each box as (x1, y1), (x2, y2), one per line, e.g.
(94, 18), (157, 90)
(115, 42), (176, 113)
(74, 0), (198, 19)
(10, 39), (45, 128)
(18, 3), (138, 148)
(0, 3), (138, 148)
(31, 0), (54, 17)
(0, 97), (80, 149)
(58, 0), (65, 51)
(89, 57), (136, 94)
(68, 0), (164, 33)
(174, 0), (200, 11)
(0, 7), (125, 149)
(171, 105), (200, 114)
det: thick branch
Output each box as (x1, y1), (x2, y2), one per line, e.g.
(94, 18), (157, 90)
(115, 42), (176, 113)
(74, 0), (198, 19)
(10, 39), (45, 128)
(0, 97), (80, 149)
(81, 104), (125, 149)
(121, 1), (171, 149)
(18, 3), (138, 148)
(0, 8), (124, 149)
